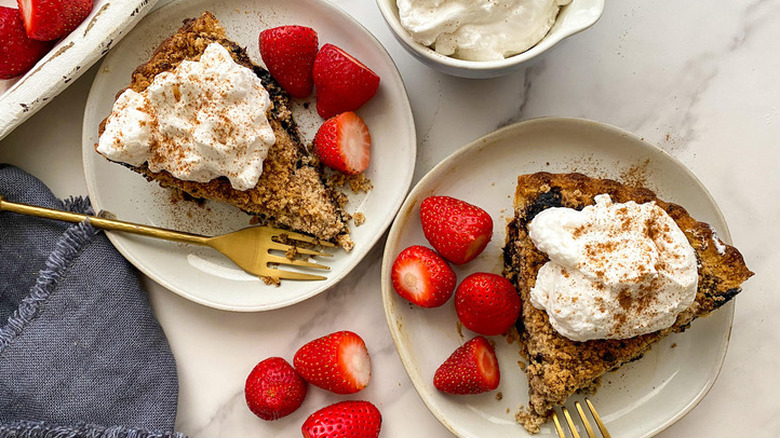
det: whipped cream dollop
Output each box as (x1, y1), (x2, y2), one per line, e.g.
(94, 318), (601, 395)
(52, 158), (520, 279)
(528, 194), (699, 342)
(396, 0), (571, 61)
(97, 42), (276, 191)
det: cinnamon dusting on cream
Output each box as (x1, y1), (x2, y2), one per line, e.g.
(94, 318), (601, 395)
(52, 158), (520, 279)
(526, 194), (699, 341)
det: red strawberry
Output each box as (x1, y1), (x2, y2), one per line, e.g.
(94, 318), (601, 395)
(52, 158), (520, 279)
(420, 196), (493, 265)
(302, 400), (382, 438)
(17, 0), (93, 41)
(312, 43), (380, 119)
(0, 7), (52, 79)
(391, 245), (456, 308)
(259, 25), (318, 98)
(293, 330), (371, 394)
(433, 336), (500, 395)
(312, 111), (371, 175)
(244, 357), (307, 421)
(455, 272), (521, 336)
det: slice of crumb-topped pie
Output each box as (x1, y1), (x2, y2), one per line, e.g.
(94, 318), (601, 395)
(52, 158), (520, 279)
(96, 12), (353, 250)
(502, 172), (753, 433)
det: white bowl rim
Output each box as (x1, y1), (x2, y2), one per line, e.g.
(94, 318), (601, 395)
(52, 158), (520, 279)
(375, 0), (606, 72)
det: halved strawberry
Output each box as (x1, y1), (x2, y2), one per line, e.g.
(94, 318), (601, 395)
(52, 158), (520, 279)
(420, 196), (493, 265)
(434, 336), (500, 395)
(302, 400), (382, 438)
(312, 43), (380, 119)
(391, 245), (456, 308)
(293, 330), (371, 394)
(244, 357), (307, 421)
(258, 25), (318, 98)
(455, 272), (521, 336)
(312, 111), (371, 175)
(17, 0), (94, 41)
(0, 7), (52, 79)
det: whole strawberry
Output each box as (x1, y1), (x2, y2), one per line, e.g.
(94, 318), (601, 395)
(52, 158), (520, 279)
(294, 330), (371, 394)
(244, 357), (307, 421)
(391, 245), (456, 308)
(17, 0), (94, 41)
(259, 25), (318, 98)
(312, 43), (380, 119)
(312, 111), (371, 175)
(302, 400), (382, 438)
(420, 196), (493, 265)
(455, 272), (521, 336)
(434, 336), (500, 395)
(0, 7), (52, 79)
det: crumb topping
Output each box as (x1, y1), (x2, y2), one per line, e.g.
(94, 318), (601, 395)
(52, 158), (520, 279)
(97, 11), (357, 249)
(503, 172), (753, 433)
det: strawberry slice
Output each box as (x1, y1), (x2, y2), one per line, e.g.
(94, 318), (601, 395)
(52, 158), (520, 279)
(434, 336), (500, 395)
(420, 196), (493, 265)
(302, 400), (382, 438)
(455, 272), (521, 336)
(312, 43), (380, 119)
(17, 0), (94, 41)
(312, 111), (371, 175)
(0, 7), (52, 79)
(244, 357), (307, 421)
(391, 245), (457, 308)
(293, 330), (371, 394)
(259, 25), (318, 98)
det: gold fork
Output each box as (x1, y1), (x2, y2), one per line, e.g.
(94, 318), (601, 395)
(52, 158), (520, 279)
(553, 398), (611, 438)
(0, 195), (333, 281)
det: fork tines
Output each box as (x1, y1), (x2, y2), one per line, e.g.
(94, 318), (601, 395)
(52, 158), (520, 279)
(552, 398), (610, 438)
(272, 229), (337, 248)
(265, 228), (334, 281)
(267, 240), (332, 259)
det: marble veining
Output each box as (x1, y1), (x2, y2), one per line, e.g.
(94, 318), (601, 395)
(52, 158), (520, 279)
(495, 60), (542, 130)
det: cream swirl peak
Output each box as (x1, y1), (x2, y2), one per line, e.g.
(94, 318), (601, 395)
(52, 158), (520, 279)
(396, 0), (571, 61)
(527, 194), (699, 342)
(97, 42), (276, 191)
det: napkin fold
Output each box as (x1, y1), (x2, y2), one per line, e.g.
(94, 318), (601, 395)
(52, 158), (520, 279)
(0, 165), (185, 438)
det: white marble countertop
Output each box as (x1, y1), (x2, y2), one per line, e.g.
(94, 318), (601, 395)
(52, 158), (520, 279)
(1, 0), (778, 436)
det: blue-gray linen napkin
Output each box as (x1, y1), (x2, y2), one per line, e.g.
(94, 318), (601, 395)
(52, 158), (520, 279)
(0, 164), (185, 438)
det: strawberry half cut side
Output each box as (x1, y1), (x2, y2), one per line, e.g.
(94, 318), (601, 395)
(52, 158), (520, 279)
(391, 245), (456, 308)
(312, 111), (371, 175)
(293, 330), (372, 394)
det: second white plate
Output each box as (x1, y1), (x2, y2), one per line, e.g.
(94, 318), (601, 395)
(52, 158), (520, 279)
(381, 117), (735, 437)
(82, 0), (415, 311)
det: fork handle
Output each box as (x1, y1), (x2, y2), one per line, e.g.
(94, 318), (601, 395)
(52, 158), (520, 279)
(0, 196), (210, 246)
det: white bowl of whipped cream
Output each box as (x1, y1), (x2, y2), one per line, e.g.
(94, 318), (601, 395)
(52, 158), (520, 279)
(376, 0), (605, 78)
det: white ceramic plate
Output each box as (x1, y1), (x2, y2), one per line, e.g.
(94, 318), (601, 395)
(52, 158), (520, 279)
(381, 118), (735, 437)
(82, 0), (415, 311)
(0, 0), (159, 141)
